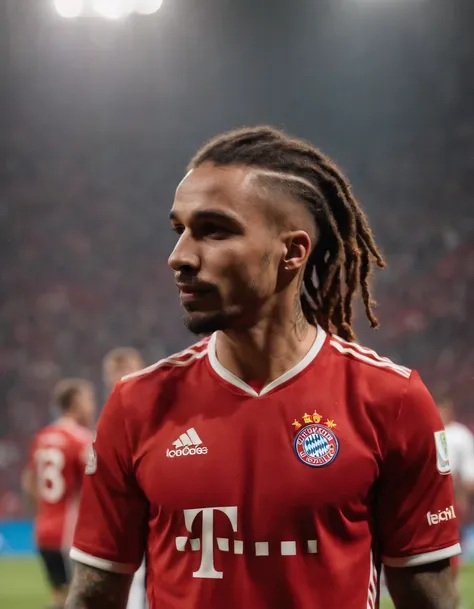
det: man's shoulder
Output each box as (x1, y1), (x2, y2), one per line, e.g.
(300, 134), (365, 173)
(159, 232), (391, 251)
(34, 422), (70, 445)
(28, 425), (80, 472)
(327, 334), (412, 383)
(69, 425), (93, 448)
(324, 334), (415, 416)
(118, 337), (211, 394)
(35, 422), (90, 457)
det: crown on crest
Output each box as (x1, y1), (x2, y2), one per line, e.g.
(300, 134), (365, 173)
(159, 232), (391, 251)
(292, 411), (337, 430)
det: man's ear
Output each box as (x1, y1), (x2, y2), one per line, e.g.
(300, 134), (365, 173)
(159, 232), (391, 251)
(281, 230), (312, 271)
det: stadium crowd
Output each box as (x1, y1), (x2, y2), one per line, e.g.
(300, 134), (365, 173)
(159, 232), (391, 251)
(358, 124), (474, 425)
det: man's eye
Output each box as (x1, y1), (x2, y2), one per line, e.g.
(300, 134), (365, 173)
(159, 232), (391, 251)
(201, 223), (229, 238)
(171, 225), (184, 236)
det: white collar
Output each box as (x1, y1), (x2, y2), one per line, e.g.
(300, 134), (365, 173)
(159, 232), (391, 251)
(207, 325), (326, 397)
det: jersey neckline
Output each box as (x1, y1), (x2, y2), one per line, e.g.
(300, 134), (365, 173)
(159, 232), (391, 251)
(207, 326), (327, 397)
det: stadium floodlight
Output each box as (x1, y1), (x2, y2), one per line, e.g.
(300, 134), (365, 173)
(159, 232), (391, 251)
(54, 0), (84, 18)
(92, 0), (135, 19)
(134, 0), (163, 14)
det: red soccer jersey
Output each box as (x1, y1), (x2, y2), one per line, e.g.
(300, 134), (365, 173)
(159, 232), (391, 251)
(72, 329), (460, 609)
(27, 419), (92, 550)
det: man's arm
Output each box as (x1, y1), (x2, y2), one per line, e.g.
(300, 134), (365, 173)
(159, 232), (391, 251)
(70, 385), (148, 594)
(385, 559), (455, 609)
(65, 563), (133, 609)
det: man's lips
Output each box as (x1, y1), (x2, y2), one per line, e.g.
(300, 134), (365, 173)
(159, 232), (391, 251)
(176, 283), (215, 302)
(176, 283), (213, 294)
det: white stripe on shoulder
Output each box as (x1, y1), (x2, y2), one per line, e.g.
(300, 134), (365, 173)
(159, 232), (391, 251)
(329, 339), (411, 378)
(332, 335), (411, 375)
(121, 339), (210, 381)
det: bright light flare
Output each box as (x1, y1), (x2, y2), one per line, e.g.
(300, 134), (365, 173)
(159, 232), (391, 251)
(53, 0), (163, 19)
(92, 0), (135, 19)
(134, 0), (163, 14)
(54, 0), (84, 18)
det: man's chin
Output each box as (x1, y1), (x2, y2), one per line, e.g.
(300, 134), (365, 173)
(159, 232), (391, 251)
(183, 311), (232, 335)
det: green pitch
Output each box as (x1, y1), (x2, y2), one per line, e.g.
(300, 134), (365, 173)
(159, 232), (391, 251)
(1, 557), (473, 608)
(0, 557), (49, 609)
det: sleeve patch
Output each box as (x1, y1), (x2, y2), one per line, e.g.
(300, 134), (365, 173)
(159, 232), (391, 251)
(434, 430), (451, 475)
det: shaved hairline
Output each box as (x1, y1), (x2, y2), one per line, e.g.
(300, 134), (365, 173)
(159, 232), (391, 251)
(249, 168), (318, 193)
(244, 168), (318, 244)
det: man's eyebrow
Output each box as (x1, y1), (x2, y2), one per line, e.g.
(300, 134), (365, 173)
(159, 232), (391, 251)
(169, 209), (243, 225)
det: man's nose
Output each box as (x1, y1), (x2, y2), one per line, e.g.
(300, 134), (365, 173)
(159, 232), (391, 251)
(168, 232), (200, 273)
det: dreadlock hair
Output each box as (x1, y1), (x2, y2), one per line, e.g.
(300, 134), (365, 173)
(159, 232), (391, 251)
(188, 126), (385, 341)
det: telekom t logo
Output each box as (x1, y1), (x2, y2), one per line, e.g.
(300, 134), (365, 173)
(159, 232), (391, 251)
(175, 506), (318, 579)
(176, 507), (238, 579)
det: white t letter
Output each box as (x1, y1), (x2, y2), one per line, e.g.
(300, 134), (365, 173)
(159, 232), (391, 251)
(183, 506), (238, 579)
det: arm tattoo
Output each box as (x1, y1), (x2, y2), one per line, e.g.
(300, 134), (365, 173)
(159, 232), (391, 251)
(385, 559), (456, 609)
(65, 562), (133, 609)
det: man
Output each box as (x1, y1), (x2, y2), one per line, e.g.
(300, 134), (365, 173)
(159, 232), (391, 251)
(23, 379), (96, 609)
(66, 126), (460, 609)
(438, 398), (474, 502)
(102, 347), (147, 609)
(438, 397), (474, 603)
(103, 348), (145, 393)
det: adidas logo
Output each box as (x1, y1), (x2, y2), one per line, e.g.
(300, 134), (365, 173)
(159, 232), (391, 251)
(166, 428), (208, 458)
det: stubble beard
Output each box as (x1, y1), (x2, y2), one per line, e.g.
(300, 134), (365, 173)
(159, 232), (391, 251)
(182, 263), (271, 336)
(183, 310), (234, 335)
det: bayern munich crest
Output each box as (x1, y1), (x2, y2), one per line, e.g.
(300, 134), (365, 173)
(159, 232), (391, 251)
(292, 413), (339, 468)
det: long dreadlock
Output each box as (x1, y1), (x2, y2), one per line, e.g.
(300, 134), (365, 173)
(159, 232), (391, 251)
(188, 126), (385, 341)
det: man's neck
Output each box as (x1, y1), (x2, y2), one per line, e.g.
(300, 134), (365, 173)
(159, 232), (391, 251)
(215, 301), (318, 387)
(57, 414), (79, 427)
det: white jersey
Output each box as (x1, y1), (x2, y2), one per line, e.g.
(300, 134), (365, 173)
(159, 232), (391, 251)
(445, 421), (474, 483)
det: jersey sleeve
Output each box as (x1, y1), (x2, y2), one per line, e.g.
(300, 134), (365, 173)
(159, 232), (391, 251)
(377, 371), (461, 567)
(70, 385), (148, 574)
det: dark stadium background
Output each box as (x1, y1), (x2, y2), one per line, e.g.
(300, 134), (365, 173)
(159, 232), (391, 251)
(0, 0), (473, 606)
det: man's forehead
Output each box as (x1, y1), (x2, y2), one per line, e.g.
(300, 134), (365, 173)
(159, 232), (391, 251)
(176, 164), (316, 197)
(172, 164), (260, 220)
(172, 163), (316, 241)
(175, 164), (249, 199)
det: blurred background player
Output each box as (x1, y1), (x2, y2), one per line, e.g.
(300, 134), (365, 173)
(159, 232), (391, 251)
(22, 379), (96, 609)
(103, 347), (147, 609)
(438, 397), (474, 526)
(103, 347), (145, 393)
(438, 396), (474, 605)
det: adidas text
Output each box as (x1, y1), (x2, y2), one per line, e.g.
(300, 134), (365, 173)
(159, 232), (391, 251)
(167, 446), (208, 458)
